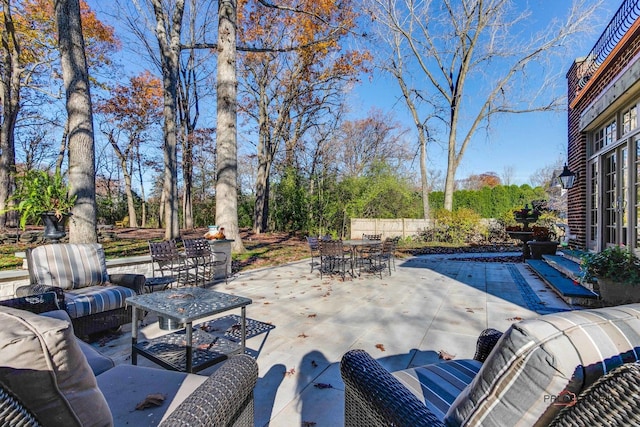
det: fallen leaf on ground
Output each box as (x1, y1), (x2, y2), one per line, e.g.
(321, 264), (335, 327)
(439, 350), (456, 360)
(507, 316), (523, 321)
(375, 343), (386, 352)
(314, 383), (333, 389)
(307, 313), (317, 318)
(285, 368), (296, 376)
(298, 333), (309, 338)
(197, 337), (218, 351)
(135, 393), (165, 410)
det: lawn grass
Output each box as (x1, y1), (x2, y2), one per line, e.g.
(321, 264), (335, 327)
(0, 232), (516, 273)
(0, 234), (311, 273)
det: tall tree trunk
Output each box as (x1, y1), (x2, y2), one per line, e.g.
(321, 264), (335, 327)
(253, 158), (270, 233)
(392, 58), (431, 220)
(150, 0), (183, 240)
(216, 0), (244, 253)
(161, 77), (180, 238)
(106, 132), (138, 227)
(418, 130), (430, 219)
(135, 145), (147, 227)
(443, 132), (459, 211)
(181, 129), (193, 229)
(56, 0), (97, 243)
(55, 121), (69, 173)
(253, 123), (273, 234)
(0, 0), (20, 229)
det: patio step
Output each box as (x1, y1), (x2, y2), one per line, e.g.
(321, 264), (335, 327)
(542, 254), (585, 282)
(526, 258), (599, 306)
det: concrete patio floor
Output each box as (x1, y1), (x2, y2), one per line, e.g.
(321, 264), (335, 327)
(95, 252), (572, 426)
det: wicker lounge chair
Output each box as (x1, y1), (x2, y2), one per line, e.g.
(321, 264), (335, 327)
(17, 243), (145, 338)
(0, 297), (258, 427)
(341, 303), (640, 426)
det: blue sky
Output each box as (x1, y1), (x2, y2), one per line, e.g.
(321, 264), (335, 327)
(88, 0), (625, 189)
(348, 0), (624, 186)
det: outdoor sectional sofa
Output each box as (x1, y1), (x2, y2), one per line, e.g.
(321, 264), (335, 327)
(341, 303), (640, 426)
(17, 243), (145, 338)
(0, 293), (258, 426)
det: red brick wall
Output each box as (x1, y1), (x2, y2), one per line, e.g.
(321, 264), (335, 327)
(567, 21), (640, 249)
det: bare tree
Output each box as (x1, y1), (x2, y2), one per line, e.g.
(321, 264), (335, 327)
(238, 0), (366, 234)
(501, 165), (515, 186)
(366, 0), (601, 211)
(530, 158), (564, 189)
(148, 0), (183, 239)
(55, 0), (97, 242)
(337, 109), (411, 178)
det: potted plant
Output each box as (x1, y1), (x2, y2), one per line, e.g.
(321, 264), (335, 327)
(581, 246), (640, 306)
(6, 169), (76, 241)
(527, 225), (559, 259)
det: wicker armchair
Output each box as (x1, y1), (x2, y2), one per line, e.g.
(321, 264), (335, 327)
(341, 351), (640, 427)
(18, 243), (145, 338)
(341, 329), (502, 427)
(341, 304), (640, 427)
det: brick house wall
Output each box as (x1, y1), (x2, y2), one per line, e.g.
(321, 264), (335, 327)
(566, 17), (640, 250)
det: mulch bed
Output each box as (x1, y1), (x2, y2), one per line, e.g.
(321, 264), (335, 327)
(404, 244), (523, 263)
(447, 255), (524, 263)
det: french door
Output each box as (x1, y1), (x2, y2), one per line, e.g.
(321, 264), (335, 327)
(600, 146), (629, 249)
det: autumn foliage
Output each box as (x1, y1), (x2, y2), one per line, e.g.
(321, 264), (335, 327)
(96, 71), (163, 128)
(8, 0), (119, 68)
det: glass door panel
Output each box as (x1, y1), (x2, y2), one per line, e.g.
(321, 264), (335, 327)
(622, 147), (628, 246)
(604, 152), (617, 246)
(588, 160), (599, 250)
(635, 139), (640, 251)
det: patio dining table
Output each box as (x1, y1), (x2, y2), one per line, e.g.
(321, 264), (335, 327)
(343, 239), (383, 276)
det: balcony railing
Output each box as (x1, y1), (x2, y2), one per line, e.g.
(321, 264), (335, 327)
(577, 0), (640, 89)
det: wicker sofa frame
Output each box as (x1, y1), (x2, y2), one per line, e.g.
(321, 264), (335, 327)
(17, 245), (145, 338)
(0, 293), (258, 427)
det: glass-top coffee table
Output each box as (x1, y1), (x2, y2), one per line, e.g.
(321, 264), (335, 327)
(126, 287), (252, 373)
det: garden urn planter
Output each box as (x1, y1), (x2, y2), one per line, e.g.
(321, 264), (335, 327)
(527, 240), (558, 260)
(597, 278), (640, 306)
(41, 213), (70, 243)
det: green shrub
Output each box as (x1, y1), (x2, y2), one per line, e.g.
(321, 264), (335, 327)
(581, 246), (640, 286)
(426, 208), (483, 245)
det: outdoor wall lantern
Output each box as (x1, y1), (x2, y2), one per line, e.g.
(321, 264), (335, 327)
(557, 164), (578, 189)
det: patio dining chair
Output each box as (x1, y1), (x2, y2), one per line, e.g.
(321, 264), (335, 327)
(306, 236), (321, 272)
(362, 233), (382, 241)
(319, 240), (353, 281)
(182, 237), (229, 286)
(372, 237), (398, 275)
(148, 240), (194, 286)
